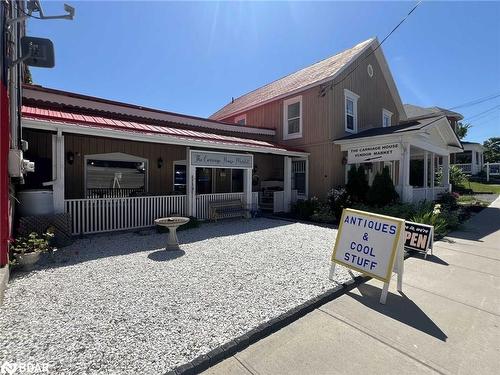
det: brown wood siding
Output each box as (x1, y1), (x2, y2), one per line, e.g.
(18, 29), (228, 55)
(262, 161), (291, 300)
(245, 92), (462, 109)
(64, 134), (186, 199)
(219, 46), (401, 199)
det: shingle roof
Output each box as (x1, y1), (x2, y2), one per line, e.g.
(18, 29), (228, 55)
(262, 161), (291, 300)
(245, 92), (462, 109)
(404, 104), (463, 121)
(210, 38), (376, 120)
(334, 116), (449, 141)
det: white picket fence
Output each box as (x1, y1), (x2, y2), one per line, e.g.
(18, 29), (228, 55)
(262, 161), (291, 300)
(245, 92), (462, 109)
(65, 195), (187, 235)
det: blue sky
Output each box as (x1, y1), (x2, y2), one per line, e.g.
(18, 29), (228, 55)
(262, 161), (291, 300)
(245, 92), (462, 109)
(28, 1), (499, 143)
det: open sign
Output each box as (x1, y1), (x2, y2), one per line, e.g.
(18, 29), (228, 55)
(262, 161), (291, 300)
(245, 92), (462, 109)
(405, 221), (433, 254)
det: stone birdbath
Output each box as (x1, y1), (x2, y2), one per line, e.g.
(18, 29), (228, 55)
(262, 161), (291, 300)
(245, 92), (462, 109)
(154, 217), (190, 251)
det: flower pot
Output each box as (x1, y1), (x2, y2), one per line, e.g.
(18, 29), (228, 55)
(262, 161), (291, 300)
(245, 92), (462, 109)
(14, 252), (41, 271)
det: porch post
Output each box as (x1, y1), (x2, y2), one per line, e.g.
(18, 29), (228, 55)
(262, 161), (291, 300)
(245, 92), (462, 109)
(186, 147), (196, 217)
(283, 156), (292, 213)
(400, 142), (412, 203)
(243, 168), (252, 215)
(430, 153), (435, 200)
(442, 155), (450, 190)
(423, 151), (428, 200)
(305, 158), (309, 199)
(52, 131), (65, 214)
(472, 149), (476, 174)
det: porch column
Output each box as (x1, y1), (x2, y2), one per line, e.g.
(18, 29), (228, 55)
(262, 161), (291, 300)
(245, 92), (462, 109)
(471, 150), (477, 175)
(52, 131), (65, 214)
(305, 158), (310, 198)
(283, 156), (292, 213)
(423, 151), (428, 200)
(400, 142), (412, 203)
(442, 155), (450, 190)
(430, 153), (435, 200)
(243, 169), (252, 215)
(186, 147), (196, 217)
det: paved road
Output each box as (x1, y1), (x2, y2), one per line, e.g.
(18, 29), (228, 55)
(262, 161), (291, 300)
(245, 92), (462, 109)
(204, 197), (500, 375)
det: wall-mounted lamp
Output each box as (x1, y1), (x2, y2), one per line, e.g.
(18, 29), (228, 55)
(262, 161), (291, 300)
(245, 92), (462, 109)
(66, 151), (74, 165)
(341, 156), (347, 165)
(157, 157), (163, 169)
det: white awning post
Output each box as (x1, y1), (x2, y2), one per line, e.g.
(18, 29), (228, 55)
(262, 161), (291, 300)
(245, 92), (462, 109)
(52, 131), (65, 213)
(443, 155), (450, 190)
(400, 142), (412, 203)
(186, 147), (196, 217)
(423, 151), (428, 200)
(430, 153), (435, 199)
(243, 168), (252, 215)
(283, 156), (292, 213)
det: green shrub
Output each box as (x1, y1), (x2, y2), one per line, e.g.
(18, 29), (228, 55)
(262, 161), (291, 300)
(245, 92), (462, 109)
(10, 231), (54, 256)
(436, 192), (459, 210)
(366, 166), (399, 206)
(327, 187), (351, 221)
(353, 202), (417, 220)
(310, 203), (336, 223)
(346, 165), (369, 203)
(450, 165), (467, 189)
(292, 198), (320, 220)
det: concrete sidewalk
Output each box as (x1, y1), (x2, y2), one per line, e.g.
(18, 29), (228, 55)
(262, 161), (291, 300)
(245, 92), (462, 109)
(204, 197), (500, 375)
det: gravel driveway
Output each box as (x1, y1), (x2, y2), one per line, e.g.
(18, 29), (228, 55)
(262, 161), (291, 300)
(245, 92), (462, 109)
(0, 218), (352, 374)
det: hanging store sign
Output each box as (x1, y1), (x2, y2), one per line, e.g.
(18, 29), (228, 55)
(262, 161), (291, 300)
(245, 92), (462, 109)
(190, 150), (253, 169)
(347, 143), (401, 164)
(405, 221), (433, 255)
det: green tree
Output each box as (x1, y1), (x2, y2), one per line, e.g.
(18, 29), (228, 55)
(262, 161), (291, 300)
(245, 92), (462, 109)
(366, 166), (399, 206)
(346, 165), (369, 203)
(455, 122), (472, 140)
(483, 137), (500, 163)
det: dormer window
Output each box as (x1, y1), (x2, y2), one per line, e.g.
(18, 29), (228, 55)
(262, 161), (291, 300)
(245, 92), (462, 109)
(344, 89), (359, 133)
(283, 96), (302, 140)
(234, 114), (246, 125)
(382, 109), (393, 127)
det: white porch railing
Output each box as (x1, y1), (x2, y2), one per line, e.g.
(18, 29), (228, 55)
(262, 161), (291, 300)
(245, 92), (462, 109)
(412, 186), (450, 202)
(452, 163), (472, 174)
(65, 195), (187, 235)
(195, 192), (249, 220)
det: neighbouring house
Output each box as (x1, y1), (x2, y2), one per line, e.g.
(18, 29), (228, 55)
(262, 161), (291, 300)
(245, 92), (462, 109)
(404, 104), (485, 175)
(19, 37), (463, 235)
(211, 38), (462, 203)
(451, 141), (485, 175)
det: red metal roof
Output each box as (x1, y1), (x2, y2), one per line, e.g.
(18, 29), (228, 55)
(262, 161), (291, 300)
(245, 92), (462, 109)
(22, 105), (306, 155)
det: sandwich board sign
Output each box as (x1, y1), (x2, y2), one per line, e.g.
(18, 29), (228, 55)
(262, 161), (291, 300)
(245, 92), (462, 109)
(405, 221), (433, 258)
(329, 208), (405, 304)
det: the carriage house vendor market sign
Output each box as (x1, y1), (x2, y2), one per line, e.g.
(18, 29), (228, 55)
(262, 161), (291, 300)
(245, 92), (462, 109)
(190, 150), (253, 169)
(347, 143), (401, 164)
(331, 208), (405, 283)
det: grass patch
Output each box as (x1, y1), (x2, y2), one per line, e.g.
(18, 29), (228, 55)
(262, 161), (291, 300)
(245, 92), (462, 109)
(464, 181), (500, 194)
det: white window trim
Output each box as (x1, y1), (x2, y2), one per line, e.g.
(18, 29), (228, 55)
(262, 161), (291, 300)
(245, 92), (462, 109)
(234, 114), (247, 125)
(283, 95), (303, 140)
(382, 108), (393, 127)
(344, 89), (359, 133)
(84, 152), (149, 195)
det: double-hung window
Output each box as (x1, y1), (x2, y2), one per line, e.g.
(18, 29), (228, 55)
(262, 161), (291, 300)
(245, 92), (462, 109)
(283, 96), (302, 140)
(382, 109), (393, 127)
(234, 114), (246, 125)
(344, 89), (359, 133)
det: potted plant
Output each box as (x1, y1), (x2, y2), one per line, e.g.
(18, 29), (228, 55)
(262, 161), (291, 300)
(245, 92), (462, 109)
(10, 231), (54, 270)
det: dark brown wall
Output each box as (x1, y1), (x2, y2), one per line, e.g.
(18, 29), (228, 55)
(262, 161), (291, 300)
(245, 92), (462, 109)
(64, 134), (186, 199)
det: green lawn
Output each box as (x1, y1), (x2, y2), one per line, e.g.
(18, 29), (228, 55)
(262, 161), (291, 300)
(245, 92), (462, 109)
(465, 181), (500, 194)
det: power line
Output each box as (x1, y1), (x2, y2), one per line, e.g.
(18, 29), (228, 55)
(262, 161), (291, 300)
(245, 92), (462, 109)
(464, 104), (500, 122)
(320, 0), (423, 96)
(449, 93), (500, 111)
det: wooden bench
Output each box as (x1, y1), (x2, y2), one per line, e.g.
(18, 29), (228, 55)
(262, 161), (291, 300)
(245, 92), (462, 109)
(209, 199), (248, 221)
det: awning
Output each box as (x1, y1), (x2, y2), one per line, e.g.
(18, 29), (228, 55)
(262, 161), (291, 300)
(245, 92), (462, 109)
(22, 106), (308, 157)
